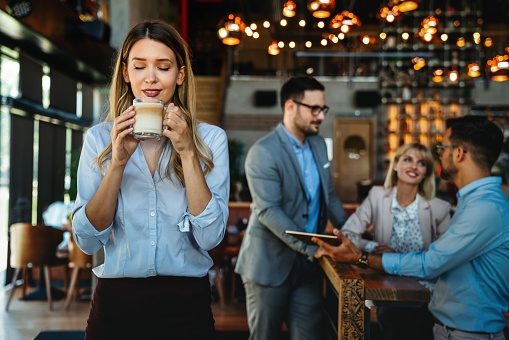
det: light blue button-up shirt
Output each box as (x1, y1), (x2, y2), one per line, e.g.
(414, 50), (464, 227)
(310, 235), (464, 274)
(281, 123), (321, 233)
(382, 177), (509, 333)
(72, 122), (229, 279)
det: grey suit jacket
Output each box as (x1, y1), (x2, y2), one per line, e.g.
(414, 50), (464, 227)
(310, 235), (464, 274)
(235, 124), (347, 286)
(341, 186), (451, 250)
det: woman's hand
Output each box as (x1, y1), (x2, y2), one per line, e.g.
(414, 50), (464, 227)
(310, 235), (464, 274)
(163, 103), (195, 158)
(111, 106), (139, 167)
(373, 244), (396, 254)
(312, 229), (362, 263)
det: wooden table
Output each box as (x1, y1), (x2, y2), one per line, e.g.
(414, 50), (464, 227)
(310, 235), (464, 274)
(319, 257), (430, 340)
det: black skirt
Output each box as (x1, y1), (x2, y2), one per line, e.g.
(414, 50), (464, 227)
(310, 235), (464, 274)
(85, 275), (216, 340)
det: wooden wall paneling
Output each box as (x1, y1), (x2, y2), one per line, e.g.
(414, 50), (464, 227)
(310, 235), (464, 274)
(36, 121), (66, 222)
(19, 54), (42, 104)
(49, 68), (77, 113)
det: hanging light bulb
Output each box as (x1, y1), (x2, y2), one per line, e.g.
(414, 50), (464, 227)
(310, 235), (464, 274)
(217, 14), (246, 46)
(268, 41), (280, 55)
(330, 10), (361, 34)
(388, 0), (419, 12)
(283, 1), (297, 17)
(432, 68), (444, 83)
(307, 0), (336, 19)
(467, 63), (481, 77)
(412, 57), (426, 70)
(487, 54), (509, 82)
(419, 16), (438, 42)
(378, 6), (400, 23)
(449, 68), (458, 82)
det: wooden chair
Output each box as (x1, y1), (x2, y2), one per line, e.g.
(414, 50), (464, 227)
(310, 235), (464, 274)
(64, 231), (92, 310)
(5, 223), (68, 311)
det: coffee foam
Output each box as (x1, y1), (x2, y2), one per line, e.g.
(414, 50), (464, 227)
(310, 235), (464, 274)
(133, 102), (163, 135)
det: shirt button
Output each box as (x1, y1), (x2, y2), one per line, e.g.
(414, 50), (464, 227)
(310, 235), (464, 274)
(150, 270), (155, 275)
(151, 241), (155, 246)
(150, 212), (155, 217)
(150, 184), (154, 189)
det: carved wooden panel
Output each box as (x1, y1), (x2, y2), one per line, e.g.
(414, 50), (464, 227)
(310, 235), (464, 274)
(339, 278), (364, 339)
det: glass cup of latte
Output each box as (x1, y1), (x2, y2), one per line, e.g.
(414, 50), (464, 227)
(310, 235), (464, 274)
(132, 97), (165, 141)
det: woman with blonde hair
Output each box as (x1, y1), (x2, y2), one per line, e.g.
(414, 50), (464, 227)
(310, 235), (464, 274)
(340, 142), (450, 340)
(72, 20), (229, 339)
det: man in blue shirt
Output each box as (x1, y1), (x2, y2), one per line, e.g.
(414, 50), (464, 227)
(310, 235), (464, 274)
(235, 76), (347, 340)
(314, 115), (509, 339)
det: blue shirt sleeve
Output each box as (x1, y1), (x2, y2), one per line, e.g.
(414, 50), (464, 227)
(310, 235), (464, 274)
(383, 200), (504, 280)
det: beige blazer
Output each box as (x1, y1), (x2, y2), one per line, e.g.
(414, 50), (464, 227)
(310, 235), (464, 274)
(341, 186), (451, 251)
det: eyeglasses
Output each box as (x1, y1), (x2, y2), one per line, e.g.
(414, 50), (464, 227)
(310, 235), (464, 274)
(436, 144), (458, 156)
(293, 100), (330, 116)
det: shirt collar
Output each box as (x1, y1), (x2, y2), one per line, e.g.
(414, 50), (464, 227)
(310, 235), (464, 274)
(457, 176), (502, 199)
(281, 122), (307, 148)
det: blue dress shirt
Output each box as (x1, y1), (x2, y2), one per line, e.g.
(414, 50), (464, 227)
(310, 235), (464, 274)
(72, 122), (230, 279)
(281, 123), (321, 233)
(382, 177), (509, 333)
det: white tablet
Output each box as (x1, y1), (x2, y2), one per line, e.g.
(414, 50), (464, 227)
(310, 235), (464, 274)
(285, 230), (341, 246)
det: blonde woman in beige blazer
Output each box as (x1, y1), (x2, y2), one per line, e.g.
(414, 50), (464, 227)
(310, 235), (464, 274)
(341, 186), (450, 252)
(341, 143), (451, 340)
(342, 143), (451, 253)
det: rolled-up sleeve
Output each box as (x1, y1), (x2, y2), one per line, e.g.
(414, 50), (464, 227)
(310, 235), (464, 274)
(186, 127), (229, 251)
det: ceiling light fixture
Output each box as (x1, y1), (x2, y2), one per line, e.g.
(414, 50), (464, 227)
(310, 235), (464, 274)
(307, 0), (336, 19)
(419, 16), (438, 42)
(467, 63), (480, 77)
(389, 0), (419, 12)
(487, 54), (509, 82)
(268, 41), (280, 55)
(330, 11), (361, 33)
(283, 1), (297, 17)
(217, 14), (245, 46)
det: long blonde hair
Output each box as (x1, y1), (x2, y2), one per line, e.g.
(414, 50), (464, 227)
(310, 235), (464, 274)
(384, 143), (436, 201)
(95, 20), (213, 186)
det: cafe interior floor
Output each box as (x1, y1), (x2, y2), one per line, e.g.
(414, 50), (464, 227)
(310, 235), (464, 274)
(0, 283), (250, 340)
(1, 281), (508, 340)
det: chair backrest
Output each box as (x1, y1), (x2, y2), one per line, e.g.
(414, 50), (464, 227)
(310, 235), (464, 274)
(68, 232), (92, 269)
(9, 223), (64, 268)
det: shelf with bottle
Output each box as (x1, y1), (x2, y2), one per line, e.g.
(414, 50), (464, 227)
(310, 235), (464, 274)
(380, 101), (465, 152)
(381, 86), (474, 105)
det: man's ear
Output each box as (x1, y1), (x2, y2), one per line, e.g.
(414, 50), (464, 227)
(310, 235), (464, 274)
(284, 100), (295, 115)
(122, 62), (130, 83)
(455, 146), (468, 162)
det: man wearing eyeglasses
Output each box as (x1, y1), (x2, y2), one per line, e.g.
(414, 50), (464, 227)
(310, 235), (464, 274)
(314, 115), (509, 340)
(235, 76), (347, 340)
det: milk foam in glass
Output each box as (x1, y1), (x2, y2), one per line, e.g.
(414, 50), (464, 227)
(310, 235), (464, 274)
(133, 97), (164, 141)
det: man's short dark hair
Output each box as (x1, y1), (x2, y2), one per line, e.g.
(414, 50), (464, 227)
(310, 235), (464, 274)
(280, 76), (324, 111)
(446, 115), (503, 169)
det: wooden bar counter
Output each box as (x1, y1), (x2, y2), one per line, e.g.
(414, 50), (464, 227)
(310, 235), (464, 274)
(319, 257), (430, 340)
